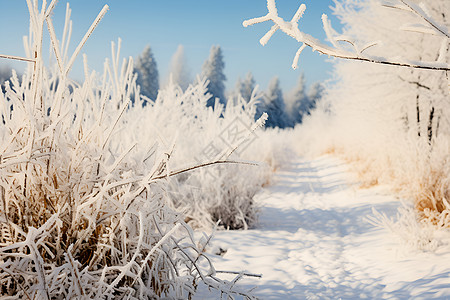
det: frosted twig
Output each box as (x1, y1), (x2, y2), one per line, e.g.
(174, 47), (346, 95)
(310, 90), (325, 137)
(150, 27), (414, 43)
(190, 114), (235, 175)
(61, 3), (72, 62)
(65, 5), (109, 76)
(216, 270), (262, 278)
(65, 245), (86, 297)
(151, 160), (259, 181)
(360, 41), (380, 54)
(30, 241), (50, 300)
(130, 223), (181, 288)
(0, 54), (35, 63)
(44, 0), (58, 17)
(292, 44), (306, 70)
(224, 112), (268, 159)
(398, 0), (449, 38)
(45, 16), (64, 75)
(0, 267), (33, 300)
(243, 0), (450, 71)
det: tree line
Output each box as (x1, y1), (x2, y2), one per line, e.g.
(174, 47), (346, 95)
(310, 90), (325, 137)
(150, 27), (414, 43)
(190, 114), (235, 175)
(134, 45), (324, 129)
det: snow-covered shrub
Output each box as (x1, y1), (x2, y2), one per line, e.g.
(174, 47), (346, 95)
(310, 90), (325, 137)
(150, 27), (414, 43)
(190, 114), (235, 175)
(247, 127), (295, 173)
(369, 203), (450, 252)
(0, 2), (258, 298)
(124, 79), (269, 230)
(397, 140), (450, 224)
(167, 164), (264, 230)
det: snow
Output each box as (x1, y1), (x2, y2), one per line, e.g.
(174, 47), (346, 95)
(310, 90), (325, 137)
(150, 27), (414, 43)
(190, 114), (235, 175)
(195, 155), (450, 299)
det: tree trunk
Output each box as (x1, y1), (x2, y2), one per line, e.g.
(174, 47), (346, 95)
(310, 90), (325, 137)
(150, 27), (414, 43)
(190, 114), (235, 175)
(427, 106), (435, 144)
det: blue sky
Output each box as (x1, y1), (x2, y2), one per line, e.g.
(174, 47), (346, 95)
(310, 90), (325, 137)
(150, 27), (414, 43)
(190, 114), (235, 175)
(0, 0), (342, 92)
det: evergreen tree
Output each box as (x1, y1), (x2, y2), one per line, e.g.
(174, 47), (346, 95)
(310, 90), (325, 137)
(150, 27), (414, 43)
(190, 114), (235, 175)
(236, 72), (255, 103)
(262, 77), (288, 128)
(0, 66), (11, 85)
(0, 66), (11, 123)
(135, 45), (159, 102)
(202, 45), (226, 107)
(168, 44), (191, 91)
(306, 82), (323, 111)
(0, 66), (12, 94)
(286, 73), (307, 126)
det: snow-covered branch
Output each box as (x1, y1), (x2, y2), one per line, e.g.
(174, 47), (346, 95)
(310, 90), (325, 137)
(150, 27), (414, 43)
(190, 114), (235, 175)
(384, 0), (450, 38)
(243, 0), (450, 71)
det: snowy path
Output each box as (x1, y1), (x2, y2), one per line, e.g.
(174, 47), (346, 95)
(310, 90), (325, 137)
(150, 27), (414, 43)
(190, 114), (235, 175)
(196, 155), (450, 299)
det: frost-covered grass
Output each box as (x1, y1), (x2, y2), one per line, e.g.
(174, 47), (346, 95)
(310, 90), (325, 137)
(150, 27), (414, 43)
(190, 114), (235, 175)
(0, 1), (271, 298)
(369, 202), (450, 252)
(126, 79), (270, 230)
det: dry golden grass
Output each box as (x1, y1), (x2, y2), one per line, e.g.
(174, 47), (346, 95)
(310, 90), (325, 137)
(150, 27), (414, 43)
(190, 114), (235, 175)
(333, 148), (450, 227)
(414, 169), (450, 226)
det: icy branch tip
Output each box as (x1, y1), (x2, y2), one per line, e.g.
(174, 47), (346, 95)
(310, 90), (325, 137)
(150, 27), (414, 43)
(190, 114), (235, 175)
(267, 0), (277, 14)
(242, 20), (251, 27)
(292, 4), (307, 24)
(99, 5), (110, 20)
(292, 43), (307, 70)
(243, 18), (262, 27)
(257, 112), (269, 128)
(96, 5), (110, 22)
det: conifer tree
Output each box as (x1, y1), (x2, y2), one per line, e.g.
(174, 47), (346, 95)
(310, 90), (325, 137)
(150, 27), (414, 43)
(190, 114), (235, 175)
(135, 45), (159, 102)
(202, 45), (226, 107)
(236, 72), (256, 103)
(0, 66), (12, 93)
(0, 66), (11, 85)
(262, 76), (288, 128)
(306, 82), (323, 111)
(286, 73), (307, 126)
(168, 45), (191, 91)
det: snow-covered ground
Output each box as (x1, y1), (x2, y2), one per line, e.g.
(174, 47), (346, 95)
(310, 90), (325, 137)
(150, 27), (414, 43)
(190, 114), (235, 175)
(196, 155), (450, 299)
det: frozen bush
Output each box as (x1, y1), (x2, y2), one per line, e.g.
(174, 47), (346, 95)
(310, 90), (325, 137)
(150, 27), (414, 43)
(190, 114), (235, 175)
(369, 202), (450, 252)
(126, 79), (269, 230)
(0, 2), (259, 299)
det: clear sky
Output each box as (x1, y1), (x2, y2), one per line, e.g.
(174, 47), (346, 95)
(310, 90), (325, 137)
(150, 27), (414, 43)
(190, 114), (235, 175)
(0, 0), (342, 93)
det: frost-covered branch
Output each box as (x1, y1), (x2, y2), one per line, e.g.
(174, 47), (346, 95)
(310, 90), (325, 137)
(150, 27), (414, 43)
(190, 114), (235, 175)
(383, 0), (450, 38)
(243, 0), (450, 71)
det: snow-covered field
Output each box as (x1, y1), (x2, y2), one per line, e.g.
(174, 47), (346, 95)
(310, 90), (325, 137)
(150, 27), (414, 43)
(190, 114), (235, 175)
(196, 155), (450, 299)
